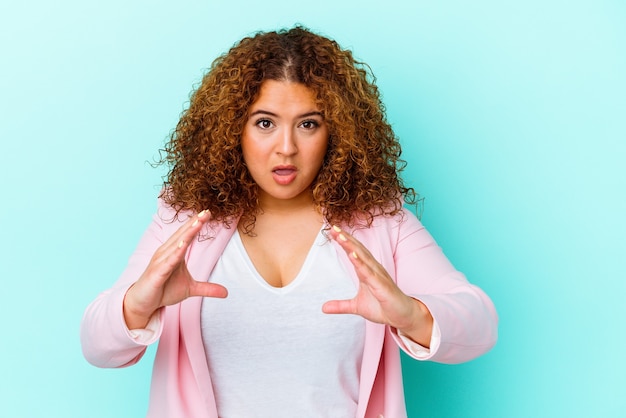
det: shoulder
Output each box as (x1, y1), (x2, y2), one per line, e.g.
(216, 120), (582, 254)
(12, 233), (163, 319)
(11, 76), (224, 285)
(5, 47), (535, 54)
(361, 207), (422, 235)
(351, 207), (424, 249)
(155, 195), (238, 239)
(156, 196), (192, 223)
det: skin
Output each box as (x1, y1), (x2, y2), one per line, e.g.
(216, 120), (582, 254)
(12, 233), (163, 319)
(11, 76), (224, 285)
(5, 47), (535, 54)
(123, 80), (433, 347)
(241, 80), (329, 209)
(122, 210), (229, 330)
(237, 80), (329, 288)
(324, 225), (434, 347)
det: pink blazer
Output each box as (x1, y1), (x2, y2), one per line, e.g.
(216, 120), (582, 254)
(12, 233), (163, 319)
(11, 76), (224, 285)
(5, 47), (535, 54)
(81, 200), (498, 418)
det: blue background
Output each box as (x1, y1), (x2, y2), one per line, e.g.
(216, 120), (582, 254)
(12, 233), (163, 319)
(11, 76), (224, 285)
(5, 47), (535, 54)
(1, 0), (624, 416)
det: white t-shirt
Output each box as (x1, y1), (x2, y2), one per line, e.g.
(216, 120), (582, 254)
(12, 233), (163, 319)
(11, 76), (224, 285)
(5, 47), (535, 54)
(200, 229), (366, 418)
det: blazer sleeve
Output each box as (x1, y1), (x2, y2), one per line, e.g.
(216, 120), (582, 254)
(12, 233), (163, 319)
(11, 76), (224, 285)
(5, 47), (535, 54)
(390, 209), (498, 364)
(80, 206), (169, 368)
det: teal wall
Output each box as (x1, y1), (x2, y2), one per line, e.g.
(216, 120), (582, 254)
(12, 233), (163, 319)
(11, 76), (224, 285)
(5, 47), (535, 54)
(1, 1), (624, 416)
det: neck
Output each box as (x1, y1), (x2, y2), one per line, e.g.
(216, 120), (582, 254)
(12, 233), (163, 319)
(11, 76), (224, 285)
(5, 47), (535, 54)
(257, 190), (317, 215)
(241, 189), (324, 236)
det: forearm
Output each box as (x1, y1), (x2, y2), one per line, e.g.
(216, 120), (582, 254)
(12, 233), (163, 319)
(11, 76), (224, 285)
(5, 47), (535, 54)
(413, 287), (498, 363)
(393, 211), (498, 363)
(80, 284), (156, 368)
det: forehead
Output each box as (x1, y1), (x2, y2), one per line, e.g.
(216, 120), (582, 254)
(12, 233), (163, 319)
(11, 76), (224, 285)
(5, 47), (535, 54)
(250, 80), (320, 110)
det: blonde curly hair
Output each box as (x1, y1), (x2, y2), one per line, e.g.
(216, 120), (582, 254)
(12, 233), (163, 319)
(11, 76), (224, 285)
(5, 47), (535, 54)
(158, 26), (416, 232)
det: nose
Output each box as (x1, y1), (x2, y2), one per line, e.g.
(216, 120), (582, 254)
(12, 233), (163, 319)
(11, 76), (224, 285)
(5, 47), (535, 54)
(277, 127), (297, 156)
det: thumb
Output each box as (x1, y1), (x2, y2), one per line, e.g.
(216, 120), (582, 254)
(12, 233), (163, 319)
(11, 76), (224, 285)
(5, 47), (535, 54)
(189, 281), (229, 299)
(322, 299), (355, 315)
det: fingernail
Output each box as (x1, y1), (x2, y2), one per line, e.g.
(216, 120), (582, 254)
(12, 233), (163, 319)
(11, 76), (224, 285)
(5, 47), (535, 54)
(352, 251), (358, 259)
(178, 240), (184, 248)
(332, 225), (341, 232)
(198, 210), (207, 218)
(192, 219), (199, 227)
(338, 233), (348, 242)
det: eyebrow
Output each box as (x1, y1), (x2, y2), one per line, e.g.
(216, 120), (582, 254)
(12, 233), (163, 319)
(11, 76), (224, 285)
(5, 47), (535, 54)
(249, 110), (324, 119)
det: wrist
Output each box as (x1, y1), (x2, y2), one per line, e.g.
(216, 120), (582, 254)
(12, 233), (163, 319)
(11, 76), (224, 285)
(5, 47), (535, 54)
(396, 297), (434, 348)
(123, 286), (155, 330)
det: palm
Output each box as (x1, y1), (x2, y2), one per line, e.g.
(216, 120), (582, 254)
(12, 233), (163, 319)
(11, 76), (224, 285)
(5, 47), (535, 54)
(323, 226), (422, 333)
(123, 211), (227, 329)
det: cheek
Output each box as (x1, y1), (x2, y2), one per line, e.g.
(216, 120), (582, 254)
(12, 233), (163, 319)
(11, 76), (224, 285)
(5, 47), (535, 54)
(240, 134), (261, 166)
(314, 137), (330, 165)
(316, 147), (328, 166)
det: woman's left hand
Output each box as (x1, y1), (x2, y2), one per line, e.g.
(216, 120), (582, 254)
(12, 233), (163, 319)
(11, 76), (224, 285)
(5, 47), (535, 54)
(323, 225), (434, 347)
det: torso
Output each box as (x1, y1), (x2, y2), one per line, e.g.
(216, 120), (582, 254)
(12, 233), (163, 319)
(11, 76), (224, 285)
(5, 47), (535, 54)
(201, 224), (366, 417)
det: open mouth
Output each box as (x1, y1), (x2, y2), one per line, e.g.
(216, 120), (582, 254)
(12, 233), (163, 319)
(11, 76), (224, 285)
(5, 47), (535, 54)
(272, 166), (297, 185)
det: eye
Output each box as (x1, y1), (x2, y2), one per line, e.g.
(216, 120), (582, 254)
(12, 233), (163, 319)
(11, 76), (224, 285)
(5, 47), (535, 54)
(300, 119), (319, 130)
(255, 118), (274, 129)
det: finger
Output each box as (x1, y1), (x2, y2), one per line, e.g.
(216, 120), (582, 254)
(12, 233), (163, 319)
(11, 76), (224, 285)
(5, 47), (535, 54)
(330, 225), (386, 284)
(189, 281), (229, 299)
(322, 299), (356, 315)
(162, 209), (211, 253)
(153, 210), (211, 267)
(329, 225), (376, 263)
(142, 211), (211, 285)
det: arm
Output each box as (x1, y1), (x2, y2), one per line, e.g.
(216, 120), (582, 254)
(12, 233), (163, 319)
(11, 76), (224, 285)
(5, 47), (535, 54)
(323, 210), (498, 364)
(80, 212), (166, 368)
(392, 210), (498, 363)
(80, 205), (228, 368)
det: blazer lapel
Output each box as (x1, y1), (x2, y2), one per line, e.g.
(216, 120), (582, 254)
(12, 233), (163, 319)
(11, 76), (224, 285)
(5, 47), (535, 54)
(332, 234), (386, 418)
(178, 222), (238, 411)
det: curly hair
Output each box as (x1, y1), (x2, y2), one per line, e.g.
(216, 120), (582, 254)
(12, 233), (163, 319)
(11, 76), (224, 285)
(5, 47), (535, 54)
(158, 26), (416, 232)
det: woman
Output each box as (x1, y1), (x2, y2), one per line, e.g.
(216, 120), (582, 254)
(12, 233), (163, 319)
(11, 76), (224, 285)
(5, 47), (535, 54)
(81, 26), (498, 418)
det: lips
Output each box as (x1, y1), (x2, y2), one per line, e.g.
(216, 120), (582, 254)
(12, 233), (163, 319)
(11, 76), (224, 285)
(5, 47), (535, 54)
(272, 165), (297, 185)
(273, 168), (295, 175)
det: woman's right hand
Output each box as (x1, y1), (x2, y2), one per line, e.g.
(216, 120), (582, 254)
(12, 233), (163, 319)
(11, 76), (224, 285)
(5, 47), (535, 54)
(122, 210), (228, 329)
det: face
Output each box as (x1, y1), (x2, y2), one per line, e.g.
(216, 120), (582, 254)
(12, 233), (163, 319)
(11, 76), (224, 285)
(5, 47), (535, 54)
(242, 80), (329, 208)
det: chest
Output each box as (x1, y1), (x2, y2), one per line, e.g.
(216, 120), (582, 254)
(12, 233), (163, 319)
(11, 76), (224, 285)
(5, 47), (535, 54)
(201, 229), (363, 341)
(238, 219), (324, 288)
